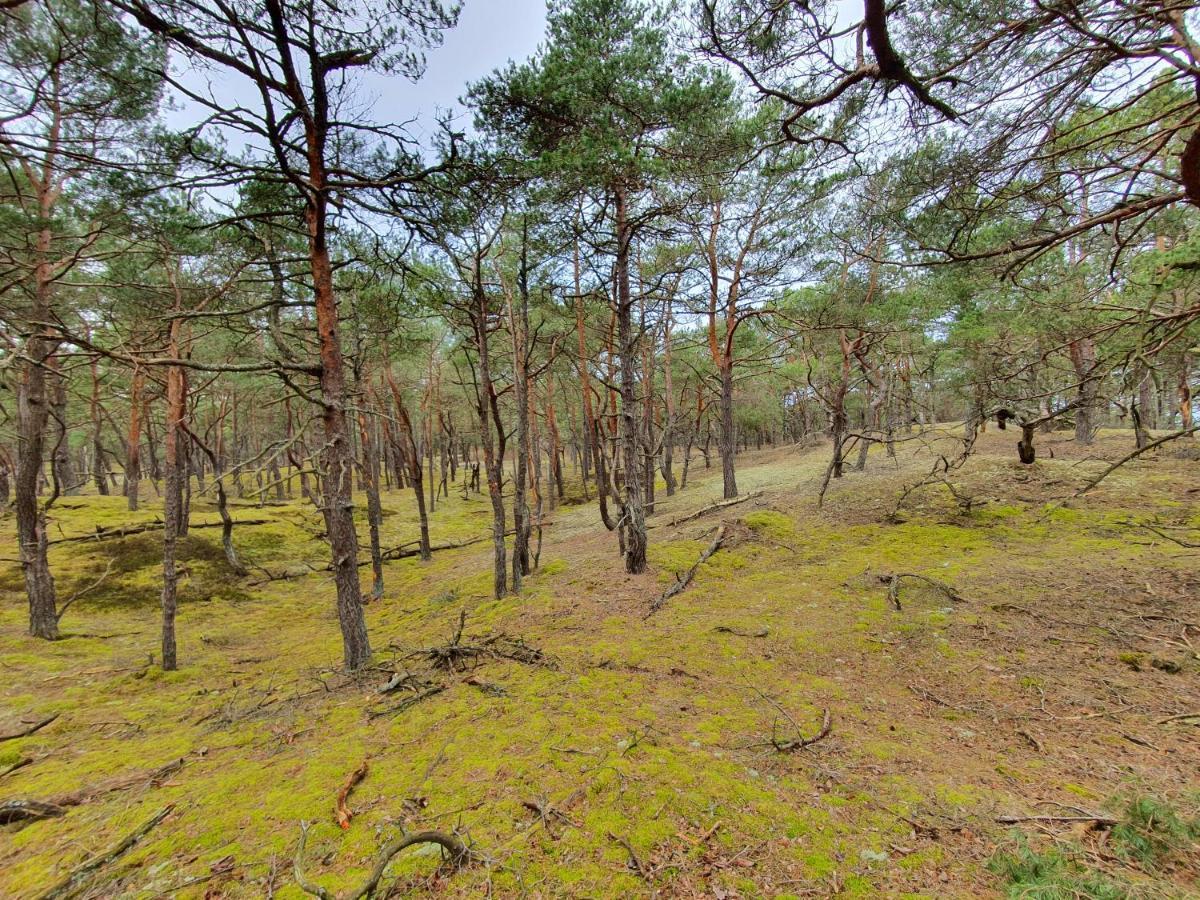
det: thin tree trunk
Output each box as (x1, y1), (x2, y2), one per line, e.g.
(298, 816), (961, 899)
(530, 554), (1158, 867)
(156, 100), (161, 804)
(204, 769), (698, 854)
(615, 186), (647, 573)
(126, 366), (145, 510)
(356, 409), (385, 599)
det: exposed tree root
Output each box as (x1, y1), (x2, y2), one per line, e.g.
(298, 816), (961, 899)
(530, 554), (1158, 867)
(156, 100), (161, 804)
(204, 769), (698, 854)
(645, 524), (727, 618)
(294, 821), (474, 899)
(36, 804), (174, 900)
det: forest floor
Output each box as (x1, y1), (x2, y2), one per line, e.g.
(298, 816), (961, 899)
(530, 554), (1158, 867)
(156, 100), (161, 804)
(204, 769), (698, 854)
(1, 426), (1198, 899)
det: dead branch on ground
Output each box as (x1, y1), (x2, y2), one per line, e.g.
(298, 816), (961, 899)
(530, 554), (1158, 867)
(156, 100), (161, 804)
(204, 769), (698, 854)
(880, 572), (967, 610)
(335, 761), (368, 830)
(36, 804), (174, 900)
(645, 524), (727, 618)
(0, 713), (58, 742)
(714, 625), (769, 637)
(656, 492), (761, 529)
(294, 821), (474, 899)
(47, 519), (269, 545)
(1070, 426), (1200, 499)
(1, 758), (183, 826)
(771, 708), (833, 753)
(995, 813), (1118, 827)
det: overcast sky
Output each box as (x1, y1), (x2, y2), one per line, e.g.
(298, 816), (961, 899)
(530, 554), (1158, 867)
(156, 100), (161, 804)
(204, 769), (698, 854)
(163, 1), (549, 145)
(372, 1), (548, 136)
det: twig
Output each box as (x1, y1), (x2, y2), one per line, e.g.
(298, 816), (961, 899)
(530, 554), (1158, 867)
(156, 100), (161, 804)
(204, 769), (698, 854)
(714, 625), (769, 638)
(366, 685), (445, 720)
(772, 708), (833, 753)
(607, 831), (650, 879)
(1157, 711), (1200, 725)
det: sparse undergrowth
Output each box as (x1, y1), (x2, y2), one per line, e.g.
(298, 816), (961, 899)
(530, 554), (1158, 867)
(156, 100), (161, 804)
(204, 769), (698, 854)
(0, 430), (1197, 898)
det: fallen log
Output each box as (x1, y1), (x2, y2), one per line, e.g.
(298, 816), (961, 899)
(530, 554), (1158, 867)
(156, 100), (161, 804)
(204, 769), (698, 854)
(645, 524), (727, 618)
(0, 799), (64, 825)
(655, 492), (762, 529)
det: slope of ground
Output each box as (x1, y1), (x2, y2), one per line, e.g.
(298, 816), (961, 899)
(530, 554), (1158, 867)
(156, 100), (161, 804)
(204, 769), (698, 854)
(0, 427), (1197, 898)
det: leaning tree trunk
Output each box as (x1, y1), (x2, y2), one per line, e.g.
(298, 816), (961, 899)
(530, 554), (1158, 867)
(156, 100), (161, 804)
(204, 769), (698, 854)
(615, 187), (647, 574)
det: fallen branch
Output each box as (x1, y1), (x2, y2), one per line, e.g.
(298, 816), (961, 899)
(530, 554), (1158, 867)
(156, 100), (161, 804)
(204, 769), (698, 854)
(403, 611), (556, 672)
(0, 799), (65, 825)
(645, 524), (727, 618)
(1157, 711), (1200, 725)
(366, 685), (445, 720)
(714, 625), (769, 638)
(294, 821), (473, 899)
(1, 758), (184, 826)
(47, 519), (270, 546)
(772, 708), (833, 753)
(0, 713), (59, 743)
(1071, 426), (1199, 499)
(0, 756), (32, 778)
(607, 831), (650, 880)
(55, 559), (117, 623)
(995, 813), (1118, 827)
(335, 761), (368, 830)
(657, 492), (761, 529)
(36, 804), (174, 900)
(880, 573), (967, 610)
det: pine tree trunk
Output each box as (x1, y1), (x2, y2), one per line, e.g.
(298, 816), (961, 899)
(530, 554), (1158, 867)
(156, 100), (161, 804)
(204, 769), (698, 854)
(307, 182), (370, 670)
(615, 187), (647, 573)
(719, 360), (738, 499)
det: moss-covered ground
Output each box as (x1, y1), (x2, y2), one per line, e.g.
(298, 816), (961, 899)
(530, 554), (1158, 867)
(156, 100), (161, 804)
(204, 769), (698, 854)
(1, 427), (1197, 898)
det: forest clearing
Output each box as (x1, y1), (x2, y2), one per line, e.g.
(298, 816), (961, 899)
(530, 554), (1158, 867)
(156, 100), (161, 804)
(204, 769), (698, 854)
(3, 0), (1200, 896)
